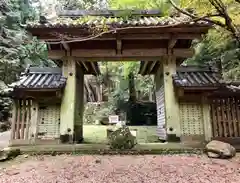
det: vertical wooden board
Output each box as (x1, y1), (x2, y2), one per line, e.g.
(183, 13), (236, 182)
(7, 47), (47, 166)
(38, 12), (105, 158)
(210, 100), (218, 137)
(236, 99), (240, 135)
(231, 97), (238, 137)
(20, 100), (26, 139)
(225, 98), (233, 137)
(216, 99), (223, 137)
(227, 97), (235, 137)
(25, 99), (31, 140)
(16, 100), (21, 139)
(211, 97), (240, 138)
(220, 99), (227, 137)
(10, 100), (17, 140)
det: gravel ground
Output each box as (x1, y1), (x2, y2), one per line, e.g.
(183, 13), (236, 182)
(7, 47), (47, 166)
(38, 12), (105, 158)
(0, 154), (240, 183)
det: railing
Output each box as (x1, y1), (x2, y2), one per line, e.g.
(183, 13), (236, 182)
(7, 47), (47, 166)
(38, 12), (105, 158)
(11, 99), (33, 140)
(211, 97), (240, 138)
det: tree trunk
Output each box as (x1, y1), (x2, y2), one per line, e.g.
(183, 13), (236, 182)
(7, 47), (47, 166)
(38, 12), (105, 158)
(128, 72), (136, 102)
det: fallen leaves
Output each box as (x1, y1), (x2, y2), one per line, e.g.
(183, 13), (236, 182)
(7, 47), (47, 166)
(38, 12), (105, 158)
(0, 154), (240, 183)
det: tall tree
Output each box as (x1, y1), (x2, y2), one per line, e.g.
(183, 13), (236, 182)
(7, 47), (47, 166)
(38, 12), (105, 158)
(170, 0), (240, 42)
(0, 0), (53, 84)
(58, 0), (108, 10)
(170, 0), (240, 79)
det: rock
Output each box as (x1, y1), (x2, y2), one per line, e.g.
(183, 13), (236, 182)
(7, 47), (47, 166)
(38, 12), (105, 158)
(51, 151), (57, 156)
(0, 150), (8, 161)
(206, 140), (236, 159)
(95, 159), (101, 163)
(0, 147), (21, 161)
(0, 122), (10, 132)
(108, 126), (137, 150)
(207, 152), (220, 158)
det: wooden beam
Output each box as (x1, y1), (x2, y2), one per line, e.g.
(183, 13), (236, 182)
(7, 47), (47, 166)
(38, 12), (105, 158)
(10, 100), (17, 140)
(72, 49), (116, 57)
(177, 88), (184, 97)
(116, 39), (122, 55)
(73, 57), (162, 61)
(122, 48), (167, 57)
(71, 48), (193, 58)
(61, 41), (70, 51)
(139, 61), (148, 75)
(149, 61), (158, 74)
(77, 60), (89, 71)
(168, 38), (177, 49)
(90, 62), (98, 74)
(42, 33), (202, 42)
(173, 48), (194, 58)
(48, 50), (66, 60)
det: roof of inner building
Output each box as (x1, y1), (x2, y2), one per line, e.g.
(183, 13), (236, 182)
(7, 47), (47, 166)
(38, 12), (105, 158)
(9, 67), (67, 90)
(172, 66), (222, 88)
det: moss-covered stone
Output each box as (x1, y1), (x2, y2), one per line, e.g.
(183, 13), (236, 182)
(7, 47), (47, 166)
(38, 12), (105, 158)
(108, 126), (137, 150)
(0, 148), (21, 161)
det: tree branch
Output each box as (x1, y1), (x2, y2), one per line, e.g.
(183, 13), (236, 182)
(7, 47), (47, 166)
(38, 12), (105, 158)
(209, 0), (240, 42)
(169, 0), (240, 43)
(169, 0), (226, 28)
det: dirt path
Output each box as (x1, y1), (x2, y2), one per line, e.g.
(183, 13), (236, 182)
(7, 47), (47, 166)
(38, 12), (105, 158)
(0, 154), (240, 183)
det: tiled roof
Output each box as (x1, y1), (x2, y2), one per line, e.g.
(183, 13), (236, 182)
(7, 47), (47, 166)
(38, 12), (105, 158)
(226, 84), (240, 91)
(27, 12), (210, 29)
(173, 66), (221, 88)
(10, 67), (66, 90)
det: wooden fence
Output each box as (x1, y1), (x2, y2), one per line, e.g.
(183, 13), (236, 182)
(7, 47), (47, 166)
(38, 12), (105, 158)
(11, 99), (33, 140)
(210, 97), (240, 140)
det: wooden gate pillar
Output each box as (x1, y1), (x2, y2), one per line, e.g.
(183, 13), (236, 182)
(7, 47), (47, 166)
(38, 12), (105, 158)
(74, 64), (84, 143)
(202, 97), (212, 141)
(60, 56), (76, 142)
(162, 56), (180, 138)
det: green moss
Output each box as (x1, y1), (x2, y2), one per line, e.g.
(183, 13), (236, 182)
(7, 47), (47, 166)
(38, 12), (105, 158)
(23, 148), (204, 156)
(83, 125), (159, 144)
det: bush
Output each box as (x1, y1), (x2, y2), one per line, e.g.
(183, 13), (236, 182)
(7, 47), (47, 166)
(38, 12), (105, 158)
(83, 102), (115, 125)
(0, 81), (12, 122)
(108, 126), (137, 150)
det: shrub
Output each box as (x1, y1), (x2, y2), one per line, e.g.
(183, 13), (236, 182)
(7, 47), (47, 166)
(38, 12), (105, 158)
(108, 126), (137, 150)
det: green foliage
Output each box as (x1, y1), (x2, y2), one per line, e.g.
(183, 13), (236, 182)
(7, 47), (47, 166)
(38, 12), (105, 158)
(0, 0), (53, 84)
(108, 126), (137, 149)
(0, 0), (55, 122)
(185, 29), (240, 80)
(58, 0), (107, 10)
(0, 81), (11, 121)
(109, 0), (174, 15)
